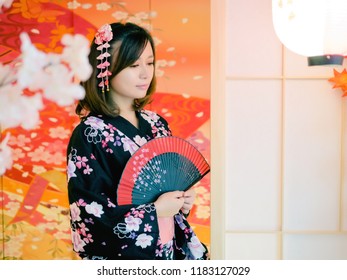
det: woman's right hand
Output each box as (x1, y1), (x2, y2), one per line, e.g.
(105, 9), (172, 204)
(154, 191), (185, 217)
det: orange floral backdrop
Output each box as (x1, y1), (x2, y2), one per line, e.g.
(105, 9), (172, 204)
(0, 0), (210, 259)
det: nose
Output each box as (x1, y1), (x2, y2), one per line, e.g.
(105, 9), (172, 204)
(139, 63), (151, 79)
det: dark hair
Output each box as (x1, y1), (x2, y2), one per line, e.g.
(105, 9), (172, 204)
(76, 22), (156, 118)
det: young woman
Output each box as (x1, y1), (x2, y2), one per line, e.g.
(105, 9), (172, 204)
(66, 22), (208, 260)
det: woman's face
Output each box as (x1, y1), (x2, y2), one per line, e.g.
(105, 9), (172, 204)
(110, 42), (154, 110)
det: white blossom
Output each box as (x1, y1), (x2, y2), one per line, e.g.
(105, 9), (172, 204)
(0, 31), (91, 174)
(135, 12), (149, 20)
(85, 201), (104, 218)
(0, 83), (43, 130)
(112, 11), (128, 21)
(0, 0), (14, 10)
(125, 215), (142, 232)
(17, 33), (47, 89)
(187, 236), (206, 258)
(96, 2), (111, 11)
(61, 33), (92, 81)
(67, 0), (81, 10)
(135, 233), (153, 248)
(41, 63), (85, 106)
(0, 133), (13, 176)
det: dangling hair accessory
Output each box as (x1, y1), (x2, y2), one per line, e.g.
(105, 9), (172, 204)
(95, 24), (113, 93)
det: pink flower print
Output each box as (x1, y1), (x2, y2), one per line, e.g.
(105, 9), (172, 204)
(83, 165), (93, 175)
(72, 231), (86, 253)
(187, 236), (206, 259)
(107, 198), (116, 208)
(78, 222), (89, 236)
(70, 202), (82, 222)
(9, 134), (30, 146)
(122, 137), (138, 155)
(85, 116), (106, 130)
(103, 131), (114, 142)
(12, 148), (25, 161)
(106, 123), (117, 133)
(132, 209), (145, 219)
(84, 218), (94, 224)
(142, 111), (160, 123)
(77, 198), (87, 207)
(135, 234), (153, 248)
(27, 146), (50, 162)
(83, 233), (93, 244)
(46, 140), (65, 154)
(67, 159), (77, 182)
(155, 248), (163, 257)
(144, 224), (152, 232)
(76, 156), (88, 169)
(49, 126), (70, 139)
(91, 153), (96, 160)
(85, 201), (104, 218)
(114, 135), (122, 147)
(101, 139), (108, 148)
(125, 216), (142, 232)
(133, 135), (147, 146)
(94, 24), (113, 45)
(151, 126), (159, 134)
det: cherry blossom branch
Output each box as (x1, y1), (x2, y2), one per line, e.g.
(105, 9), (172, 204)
(0, 32), (92, 175)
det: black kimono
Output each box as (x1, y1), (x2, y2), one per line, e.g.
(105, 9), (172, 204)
(66, 109), (208, 260)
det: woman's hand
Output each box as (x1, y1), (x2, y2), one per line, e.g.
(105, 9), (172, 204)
(154, 191), (185, 217)
(181, 188), (196, 215)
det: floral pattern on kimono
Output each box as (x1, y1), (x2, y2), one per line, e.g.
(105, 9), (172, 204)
(67, 109), (208, 260)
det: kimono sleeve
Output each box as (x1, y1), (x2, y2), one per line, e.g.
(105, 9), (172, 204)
(66, 124), (160, 259)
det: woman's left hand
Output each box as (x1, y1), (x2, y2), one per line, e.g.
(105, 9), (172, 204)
(181, 188), (196, 214)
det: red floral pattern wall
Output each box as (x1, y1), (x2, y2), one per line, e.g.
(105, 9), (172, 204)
(0, 0), (210, 259)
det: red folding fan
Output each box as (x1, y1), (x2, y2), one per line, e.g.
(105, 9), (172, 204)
(117, 136), (210, 205)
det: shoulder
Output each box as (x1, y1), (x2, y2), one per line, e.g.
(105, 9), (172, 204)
(72, 115), (110, 132)
(69, 114), (109, 145)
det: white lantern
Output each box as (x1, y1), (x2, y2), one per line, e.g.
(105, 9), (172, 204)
(272, 0), (347, 66)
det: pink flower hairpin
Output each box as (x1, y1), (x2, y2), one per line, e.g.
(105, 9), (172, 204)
(95, 24), (113, 93)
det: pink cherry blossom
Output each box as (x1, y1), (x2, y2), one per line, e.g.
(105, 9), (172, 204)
(94, 24), (113, 45)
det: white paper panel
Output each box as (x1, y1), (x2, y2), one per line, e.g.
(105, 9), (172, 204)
(225, 80), (281, 231)
(225, 233), (279, 259)
(283, 234), (347, 260)
(283, 80), (342, 231)
(343, 99), (347, 231)
(226, 0), (282, 77)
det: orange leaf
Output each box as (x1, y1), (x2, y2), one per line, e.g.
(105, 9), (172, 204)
(328, 68), (347, 89)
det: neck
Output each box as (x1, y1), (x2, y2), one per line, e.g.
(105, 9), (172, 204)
(120, 110), (139, 129)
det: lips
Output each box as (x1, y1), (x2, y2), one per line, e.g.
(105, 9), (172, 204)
(136, 84), (149, 90)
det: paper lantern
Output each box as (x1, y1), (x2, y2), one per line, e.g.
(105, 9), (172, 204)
(272, 0), (347, 66)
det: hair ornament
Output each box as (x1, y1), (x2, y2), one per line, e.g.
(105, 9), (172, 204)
(95, 24), (113, 93)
